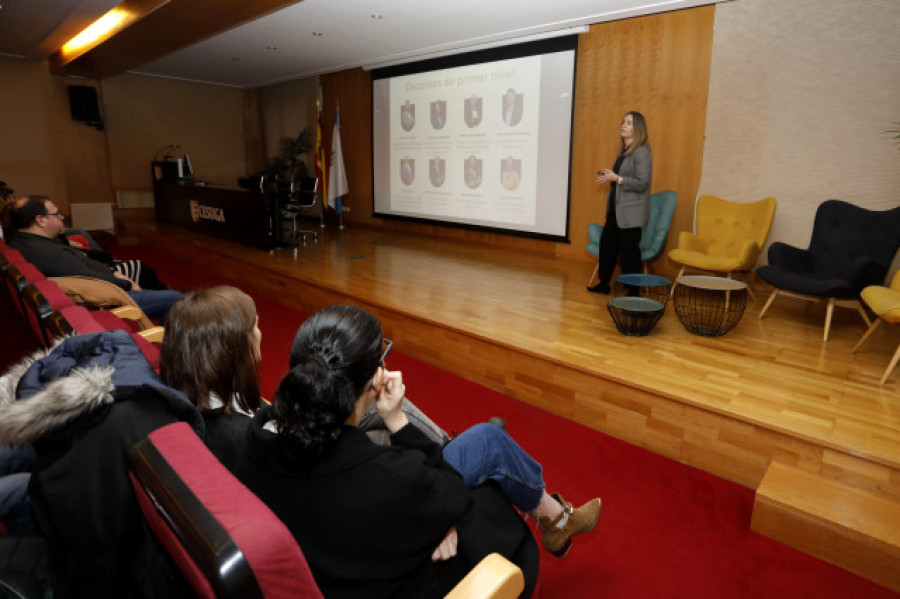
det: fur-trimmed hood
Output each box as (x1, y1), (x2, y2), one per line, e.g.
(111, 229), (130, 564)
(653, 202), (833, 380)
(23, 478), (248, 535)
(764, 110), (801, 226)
(0, 329), (196, 446)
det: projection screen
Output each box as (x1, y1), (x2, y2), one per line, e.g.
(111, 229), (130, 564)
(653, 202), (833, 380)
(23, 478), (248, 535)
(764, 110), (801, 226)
(372, 36), (578, 241)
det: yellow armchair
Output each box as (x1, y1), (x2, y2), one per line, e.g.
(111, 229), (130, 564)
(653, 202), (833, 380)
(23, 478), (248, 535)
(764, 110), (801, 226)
(852, 271), (900, 385)
(668, 195), (777, 297)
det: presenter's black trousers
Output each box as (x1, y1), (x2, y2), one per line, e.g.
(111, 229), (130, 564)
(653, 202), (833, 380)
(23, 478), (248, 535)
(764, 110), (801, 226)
(597, 211), (642, 286)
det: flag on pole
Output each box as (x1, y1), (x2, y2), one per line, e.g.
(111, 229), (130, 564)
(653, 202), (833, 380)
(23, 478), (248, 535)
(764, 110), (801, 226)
(327, 106), (349, 212)
(314, 96), (328, 204)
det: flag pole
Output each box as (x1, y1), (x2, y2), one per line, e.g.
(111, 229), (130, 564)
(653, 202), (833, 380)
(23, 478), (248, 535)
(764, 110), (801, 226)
(329, 99), (348, 230)
(316, 94), (326, 229)
(336, 98), (343, 230)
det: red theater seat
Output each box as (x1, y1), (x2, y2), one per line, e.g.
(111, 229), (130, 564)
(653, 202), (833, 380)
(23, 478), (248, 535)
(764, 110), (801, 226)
(2, 263), (45, 318)
(128, 422), (323, 599)
(128, 423), (524, 599)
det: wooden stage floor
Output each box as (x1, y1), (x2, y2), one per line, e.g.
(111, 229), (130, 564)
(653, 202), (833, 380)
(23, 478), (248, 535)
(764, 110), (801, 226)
(136, 219), (900, 502)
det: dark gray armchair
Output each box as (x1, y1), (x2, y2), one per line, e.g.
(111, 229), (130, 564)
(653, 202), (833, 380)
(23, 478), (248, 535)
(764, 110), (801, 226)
(756, 200), (900, 341)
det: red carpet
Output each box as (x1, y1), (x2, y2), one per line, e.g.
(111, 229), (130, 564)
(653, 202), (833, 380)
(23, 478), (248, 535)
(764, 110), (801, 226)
(2, 245), (896, 598)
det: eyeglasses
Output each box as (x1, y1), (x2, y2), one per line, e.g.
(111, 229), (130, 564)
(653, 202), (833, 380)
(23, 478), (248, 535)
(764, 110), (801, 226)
(380, 338), (393, 365)
(43, 211), (64, 220)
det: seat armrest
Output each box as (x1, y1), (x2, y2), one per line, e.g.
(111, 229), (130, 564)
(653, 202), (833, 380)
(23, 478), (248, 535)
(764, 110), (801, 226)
(111, 304), (144, 322)
(136, 326), (165, 344)
(444, 553), (524, 599)
(737, 240), (762, 270)
(51, 276), (154, 330)
(677, 232), (707, 253)
(641, 225), (670, 260)
(767, 242), (812, 272)
(842, 256), (890, 290)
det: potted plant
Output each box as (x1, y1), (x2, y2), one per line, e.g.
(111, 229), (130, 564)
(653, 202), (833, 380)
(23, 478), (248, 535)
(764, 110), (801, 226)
(265, 127), (313, 182)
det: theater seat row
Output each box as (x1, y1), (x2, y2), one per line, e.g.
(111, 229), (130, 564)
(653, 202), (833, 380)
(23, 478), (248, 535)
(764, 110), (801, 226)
(0, 238), (163, 370)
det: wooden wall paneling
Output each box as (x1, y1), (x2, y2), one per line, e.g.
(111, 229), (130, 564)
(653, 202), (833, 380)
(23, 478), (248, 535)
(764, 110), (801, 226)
(320, 68), (373, 227)
(318, 7), (714, 268)
(568, 7), (715, 272)
(0, 58), (70, 208)
(242, 88), (267, 176)
(259, 76), (319, 166)
(50, 77), (116, 210)
(101, 73), (246, 190)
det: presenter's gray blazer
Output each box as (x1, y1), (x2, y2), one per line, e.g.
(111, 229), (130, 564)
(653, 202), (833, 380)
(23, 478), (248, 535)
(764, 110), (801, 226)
(608, 145), (652, 229)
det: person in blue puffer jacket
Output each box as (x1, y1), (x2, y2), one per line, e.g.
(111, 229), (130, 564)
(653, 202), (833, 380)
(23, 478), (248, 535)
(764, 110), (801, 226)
(0, 329), (204, 599)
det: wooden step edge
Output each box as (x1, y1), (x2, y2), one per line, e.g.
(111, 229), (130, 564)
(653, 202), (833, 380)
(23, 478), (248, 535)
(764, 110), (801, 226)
(754, 461), (900, 551)
(752, 461), (900, 592)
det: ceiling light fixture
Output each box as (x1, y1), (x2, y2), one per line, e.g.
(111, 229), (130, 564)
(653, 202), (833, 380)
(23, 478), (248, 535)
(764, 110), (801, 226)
(371, 14), (383, 20)
(61, 8), (131, 56)
(312, 31), (323, 37)
(51, 0), (171, 69)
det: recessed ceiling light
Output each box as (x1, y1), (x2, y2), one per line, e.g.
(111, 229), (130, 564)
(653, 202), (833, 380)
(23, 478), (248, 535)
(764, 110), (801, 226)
(312, 31), (323, 37)
(371, 13), (383, 20)
(266, 45), (278, 51)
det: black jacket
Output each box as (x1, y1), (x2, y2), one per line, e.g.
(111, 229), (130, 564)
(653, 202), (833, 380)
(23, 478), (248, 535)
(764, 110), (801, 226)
(0, 331), (205, 598)
(233, 405), (538, 598)
(8, 231), (129, 289)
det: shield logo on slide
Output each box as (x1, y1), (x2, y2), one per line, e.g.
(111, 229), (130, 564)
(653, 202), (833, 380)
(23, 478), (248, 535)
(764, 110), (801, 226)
(464, 95), (482, 128)
(464, 155), (482, 189)
(500, 157), (522, 191)
(429, 158), (445, 187)
(430, 101), (446, 130)
(501, 89), (523, 127)
(400, 158), (415, 186)
(400, 101), (415, 131)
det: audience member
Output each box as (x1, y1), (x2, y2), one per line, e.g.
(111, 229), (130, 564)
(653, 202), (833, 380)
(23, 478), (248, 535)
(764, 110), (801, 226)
(0, 329), (203, 597)
(6, 196), (180, 320)
(231, 305), (602, 598)
(159, 286), (263, 471)
(160, 287), (448, 471)
(0, 182), (14, 201)
(0, 445), (37, 536)
(0, 184), (14, 240)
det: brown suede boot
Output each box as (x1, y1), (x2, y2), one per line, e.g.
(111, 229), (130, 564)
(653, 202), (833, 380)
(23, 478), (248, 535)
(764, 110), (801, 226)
(537, 493), (601, 558)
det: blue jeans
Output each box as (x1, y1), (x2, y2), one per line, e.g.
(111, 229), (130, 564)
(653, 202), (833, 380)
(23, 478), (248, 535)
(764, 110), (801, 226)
(442, 423), (545, 513)
(127, 289), (181, 322)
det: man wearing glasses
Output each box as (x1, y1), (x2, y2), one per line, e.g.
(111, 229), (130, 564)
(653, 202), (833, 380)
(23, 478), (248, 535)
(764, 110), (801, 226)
(7, 196), (181, 321)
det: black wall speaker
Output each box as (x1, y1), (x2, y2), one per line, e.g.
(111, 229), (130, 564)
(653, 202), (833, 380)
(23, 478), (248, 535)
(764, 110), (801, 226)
(68, 85), (103, 130)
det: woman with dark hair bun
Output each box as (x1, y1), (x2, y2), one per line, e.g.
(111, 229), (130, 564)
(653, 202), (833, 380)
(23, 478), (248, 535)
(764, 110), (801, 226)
(232, 305), (601, 598)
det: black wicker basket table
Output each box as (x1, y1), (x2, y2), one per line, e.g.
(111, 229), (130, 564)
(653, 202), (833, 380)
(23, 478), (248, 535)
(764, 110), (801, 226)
(607, 296), (665, 336)
(613, 273), (672, 307)
(673, 275), (748, 337)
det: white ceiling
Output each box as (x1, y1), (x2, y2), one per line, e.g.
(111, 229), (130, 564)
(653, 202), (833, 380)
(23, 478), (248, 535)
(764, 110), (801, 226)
(0, 0), (719, 88)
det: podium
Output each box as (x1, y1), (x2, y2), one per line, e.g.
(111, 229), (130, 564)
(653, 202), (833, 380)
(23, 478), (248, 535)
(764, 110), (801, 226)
(151, 160), (179, 184)
(151, 162), (289, 250)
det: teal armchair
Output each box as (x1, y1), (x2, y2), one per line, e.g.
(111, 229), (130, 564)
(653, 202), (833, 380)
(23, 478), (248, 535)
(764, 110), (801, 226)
(587, 190), (678, 284)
